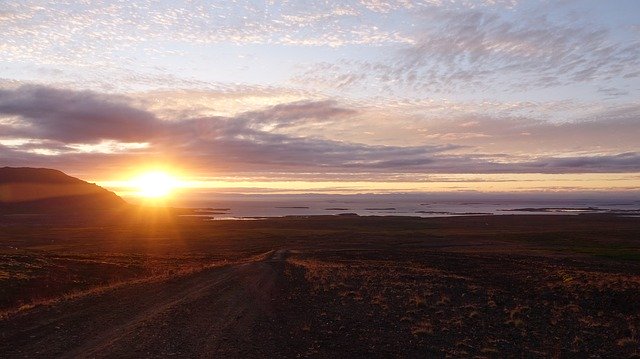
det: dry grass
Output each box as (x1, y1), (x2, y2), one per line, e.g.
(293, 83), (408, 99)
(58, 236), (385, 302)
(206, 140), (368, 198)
(287, 248), (640, 357)
(2, 214), (639, 356)
(411, 320), (434, 336)
(0, 259), (231, 319)
(408, 293), (427, 308)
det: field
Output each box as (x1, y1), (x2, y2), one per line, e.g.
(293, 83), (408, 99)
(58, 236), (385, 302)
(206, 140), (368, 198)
(1, 211), (639, 357)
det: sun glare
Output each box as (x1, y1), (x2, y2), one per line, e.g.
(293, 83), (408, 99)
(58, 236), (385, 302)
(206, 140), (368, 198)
(132, 171), (178, 198)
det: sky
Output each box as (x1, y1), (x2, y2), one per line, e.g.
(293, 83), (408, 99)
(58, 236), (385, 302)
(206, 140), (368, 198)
(0, 0), (639, 196)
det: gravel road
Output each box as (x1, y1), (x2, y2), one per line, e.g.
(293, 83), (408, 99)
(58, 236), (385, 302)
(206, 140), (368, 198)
(0, 251), (289, 358)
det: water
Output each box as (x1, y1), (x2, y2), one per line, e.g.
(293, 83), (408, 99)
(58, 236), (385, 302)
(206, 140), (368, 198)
(174, 194), (640, 219)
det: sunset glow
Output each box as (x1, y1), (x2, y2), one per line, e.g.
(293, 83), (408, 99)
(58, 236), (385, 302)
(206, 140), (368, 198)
(0, 1), (638, 198)
(131, 172), (179, 199)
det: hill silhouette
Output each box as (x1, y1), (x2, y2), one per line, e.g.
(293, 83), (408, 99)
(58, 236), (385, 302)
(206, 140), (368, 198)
(0, 167), (126, 213)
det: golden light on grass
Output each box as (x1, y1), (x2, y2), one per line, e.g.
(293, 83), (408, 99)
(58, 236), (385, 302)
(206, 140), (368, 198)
(131, 171), (179, 199)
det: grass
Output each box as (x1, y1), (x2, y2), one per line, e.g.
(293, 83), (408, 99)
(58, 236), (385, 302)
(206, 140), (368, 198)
(571, 246), (640, 261)
(285, 240), (640, 356)
(1, 213), (639, 356)
(411, 320), (434, 336)
(0, 261), (221, 319)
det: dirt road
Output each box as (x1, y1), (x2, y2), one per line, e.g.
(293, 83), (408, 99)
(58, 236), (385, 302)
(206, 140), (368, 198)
(0, 251), (291, 358)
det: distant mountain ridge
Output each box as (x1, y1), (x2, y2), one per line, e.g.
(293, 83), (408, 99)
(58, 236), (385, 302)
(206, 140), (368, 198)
(0, 167), (126, 213)
(0, 167), (87, 185)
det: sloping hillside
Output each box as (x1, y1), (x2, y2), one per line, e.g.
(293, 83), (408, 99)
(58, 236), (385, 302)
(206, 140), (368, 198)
(0, 167), (126, 213)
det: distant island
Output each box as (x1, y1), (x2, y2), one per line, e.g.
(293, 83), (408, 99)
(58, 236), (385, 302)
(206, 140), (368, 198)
(0, 167), (126, 213)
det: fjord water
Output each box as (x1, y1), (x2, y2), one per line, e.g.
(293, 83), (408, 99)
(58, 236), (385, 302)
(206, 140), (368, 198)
(174, 194), (640, 219)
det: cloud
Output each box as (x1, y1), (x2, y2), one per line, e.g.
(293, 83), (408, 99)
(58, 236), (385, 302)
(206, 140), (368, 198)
(238, 100), (357, 130)
(0, 85), (457, 174)
(0, 0), (415, 69)
(598, 87), (630, 98)
(293, 4), (640, 93)
(4, 1), (636, 98)
(413, 103), (640, 155)
(526, 153), (640, 173)
(1, 85), (639, 178)
(0, 85), (161, 142)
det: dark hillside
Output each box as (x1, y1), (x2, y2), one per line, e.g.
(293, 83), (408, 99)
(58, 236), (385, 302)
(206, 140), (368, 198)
(0, 167), (126, 213)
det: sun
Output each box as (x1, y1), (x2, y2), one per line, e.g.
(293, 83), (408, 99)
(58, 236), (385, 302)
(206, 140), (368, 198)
(132, 171), (178, 198)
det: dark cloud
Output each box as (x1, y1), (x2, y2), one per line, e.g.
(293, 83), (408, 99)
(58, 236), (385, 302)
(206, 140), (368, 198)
(0, 85), (456, 173)
(2, 85), (639, 177)
(526, 153), (640, 173)
(167, 116), (459, 171)
(0, 85), (161, 142)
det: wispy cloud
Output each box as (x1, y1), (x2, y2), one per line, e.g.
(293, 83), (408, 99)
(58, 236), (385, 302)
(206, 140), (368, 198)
(294, 4), (640, 94)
